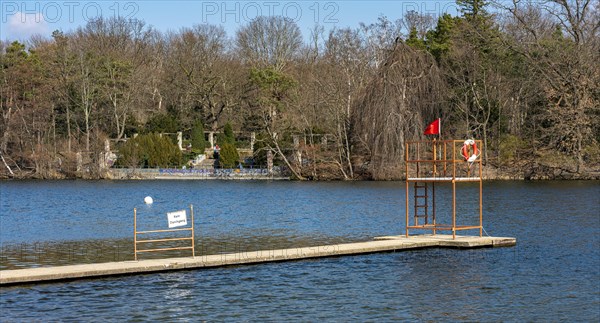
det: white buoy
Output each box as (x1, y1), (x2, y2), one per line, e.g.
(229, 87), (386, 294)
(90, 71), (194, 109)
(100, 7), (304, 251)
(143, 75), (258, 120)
(144, 196), (153, 204)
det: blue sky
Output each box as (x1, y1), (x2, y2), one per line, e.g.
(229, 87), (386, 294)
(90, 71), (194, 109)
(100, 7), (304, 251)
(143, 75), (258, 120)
(1, 1), (460, 42)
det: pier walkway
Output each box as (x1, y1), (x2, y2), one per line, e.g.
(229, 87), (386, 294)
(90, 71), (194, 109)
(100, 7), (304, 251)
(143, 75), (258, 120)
(0, 235), (515, 286)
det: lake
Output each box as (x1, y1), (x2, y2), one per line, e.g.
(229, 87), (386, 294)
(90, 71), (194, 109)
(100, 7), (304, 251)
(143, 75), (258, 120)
(1, 180), (599, 321)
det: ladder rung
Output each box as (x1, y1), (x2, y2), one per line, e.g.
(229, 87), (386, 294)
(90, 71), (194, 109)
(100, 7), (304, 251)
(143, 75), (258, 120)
(414, 181), (428, 222)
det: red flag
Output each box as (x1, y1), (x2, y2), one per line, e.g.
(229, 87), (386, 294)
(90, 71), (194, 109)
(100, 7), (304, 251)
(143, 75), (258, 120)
(424, 118), (440, 135)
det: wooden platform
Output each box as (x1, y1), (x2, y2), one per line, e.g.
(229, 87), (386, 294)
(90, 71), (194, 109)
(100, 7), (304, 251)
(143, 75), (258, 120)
(0, 235), (516, 286)
(407, 177), (481, 182)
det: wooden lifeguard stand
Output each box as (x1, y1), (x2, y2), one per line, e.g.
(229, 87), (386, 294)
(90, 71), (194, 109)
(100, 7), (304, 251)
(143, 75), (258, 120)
(405, 140), (483, 239)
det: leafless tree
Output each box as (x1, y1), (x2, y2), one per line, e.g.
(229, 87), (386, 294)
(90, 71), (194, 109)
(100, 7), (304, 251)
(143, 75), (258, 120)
(502, 0), (600, 171)
(317, 27), (374, 178)
(359, 16), (403, 68)
(164, 24), (232, 131)
(235, 16), (302, 71)
(403, 10), (436, 39)
(353, 42), (443, 179)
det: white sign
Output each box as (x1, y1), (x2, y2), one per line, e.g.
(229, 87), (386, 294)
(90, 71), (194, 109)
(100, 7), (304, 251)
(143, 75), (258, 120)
(167, 210), (187, 228)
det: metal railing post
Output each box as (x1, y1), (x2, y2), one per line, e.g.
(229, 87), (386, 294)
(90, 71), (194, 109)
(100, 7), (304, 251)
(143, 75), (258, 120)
(190, 205), (195, 257)
(134, 208), (137, 261)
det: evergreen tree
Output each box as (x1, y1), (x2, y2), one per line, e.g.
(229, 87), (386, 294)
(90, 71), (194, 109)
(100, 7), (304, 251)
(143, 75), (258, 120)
(457, 0), (490, 20)
(405, 27), (427, 50)
(219, 142), (239, 168)
(221, 122), (236, 146)
(144, 113), (179, 134)
(191, 121), (207, 152)
(425, 14), (460, 61)
(117, 133), (182, 168)
(252, 132), (269, 166)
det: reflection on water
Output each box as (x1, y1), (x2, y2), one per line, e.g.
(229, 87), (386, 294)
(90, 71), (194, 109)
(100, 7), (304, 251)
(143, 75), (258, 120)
(0, 235), (352, 270)
(1, 239), (129, 269)
(0, 180), (405, 269)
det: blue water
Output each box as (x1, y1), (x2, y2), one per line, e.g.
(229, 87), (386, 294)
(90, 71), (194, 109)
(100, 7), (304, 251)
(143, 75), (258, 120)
(1, 180), (599, 321)
(0, 181), (406, 243)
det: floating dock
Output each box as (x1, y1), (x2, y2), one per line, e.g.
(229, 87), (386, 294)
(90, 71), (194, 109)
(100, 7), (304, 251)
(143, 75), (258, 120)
(0, 235), (515, 286)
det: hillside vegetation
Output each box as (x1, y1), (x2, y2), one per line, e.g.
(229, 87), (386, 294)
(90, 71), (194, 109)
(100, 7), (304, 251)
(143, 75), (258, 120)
(1, 0), (598, 180)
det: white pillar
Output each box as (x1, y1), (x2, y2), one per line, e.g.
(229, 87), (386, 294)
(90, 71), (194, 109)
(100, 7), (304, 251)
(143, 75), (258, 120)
(208, 132), (214, 148)
(293, 135), (301, 165)
(76, 152), (82, 172)
(99, 152), (106, 171)
(267, 150), (273, 175)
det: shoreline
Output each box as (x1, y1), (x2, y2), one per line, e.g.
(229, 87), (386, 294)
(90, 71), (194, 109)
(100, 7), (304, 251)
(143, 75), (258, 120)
(1, 165), (599, 181)
(1, 176), (598, 181)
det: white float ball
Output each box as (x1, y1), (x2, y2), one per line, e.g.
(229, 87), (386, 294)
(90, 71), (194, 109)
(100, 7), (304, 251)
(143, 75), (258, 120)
(144, 196), (153, 204)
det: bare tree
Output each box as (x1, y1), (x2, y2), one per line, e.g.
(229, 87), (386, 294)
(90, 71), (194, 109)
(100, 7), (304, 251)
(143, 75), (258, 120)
(353, 42), (443, 179)
(163, 24), (232, 131)
(403, 10), (435, 39)
(359, 16), (403, 68)
(235, 16), (302, 71)
(318, 28), (373, 178)
(503, 0), (600, 171)
(71, 35), (97, 152)
(79, 17), (155, 141)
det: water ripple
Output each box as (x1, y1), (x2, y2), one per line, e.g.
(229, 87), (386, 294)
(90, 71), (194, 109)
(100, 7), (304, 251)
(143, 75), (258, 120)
(1, 180), (599, 321)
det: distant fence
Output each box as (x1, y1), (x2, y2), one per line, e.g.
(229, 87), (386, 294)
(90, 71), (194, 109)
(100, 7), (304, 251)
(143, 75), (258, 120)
(110, 166), (287, 179)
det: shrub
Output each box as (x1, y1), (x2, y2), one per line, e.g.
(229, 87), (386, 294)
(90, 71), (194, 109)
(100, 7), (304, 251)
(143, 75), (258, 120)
(499, 134), (526, 165)
(583, 143), (600, 164)
(144, 113), (179, 134)
(116, 133), (182, 168)
(219, 142), (239, 168)
(252, 132), (269, 166)
(191, 121), (207, 152)
(220, 122), (236, 146)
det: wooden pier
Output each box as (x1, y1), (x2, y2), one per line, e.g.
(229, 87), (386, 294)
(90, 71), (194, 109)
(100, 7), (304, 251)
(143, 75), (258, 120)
(0, 235), (515, 286)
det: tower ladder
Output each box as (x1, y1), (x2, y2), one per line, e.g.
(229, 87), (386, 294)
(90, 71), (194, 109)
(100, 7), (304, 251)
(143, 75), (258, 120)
(413, 182), (429, 225)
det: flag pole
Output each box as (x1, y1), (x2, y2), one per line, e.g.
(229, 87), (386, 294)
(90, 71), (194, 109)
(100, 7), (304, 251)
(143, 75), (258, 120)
(437, 118), (441, 174)
(433, 119), (437, 175)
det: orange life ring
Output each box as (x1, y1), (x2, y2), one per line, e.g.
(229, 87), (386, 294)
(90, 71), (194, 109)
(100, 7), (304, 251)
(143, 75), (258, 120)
(461, 140), (479, 161)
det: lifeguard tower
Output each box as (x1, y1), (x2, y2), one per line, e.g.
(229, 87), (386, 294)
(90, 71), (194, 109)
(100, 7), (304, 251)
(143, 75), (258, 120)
(405, 139), (483, 239)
